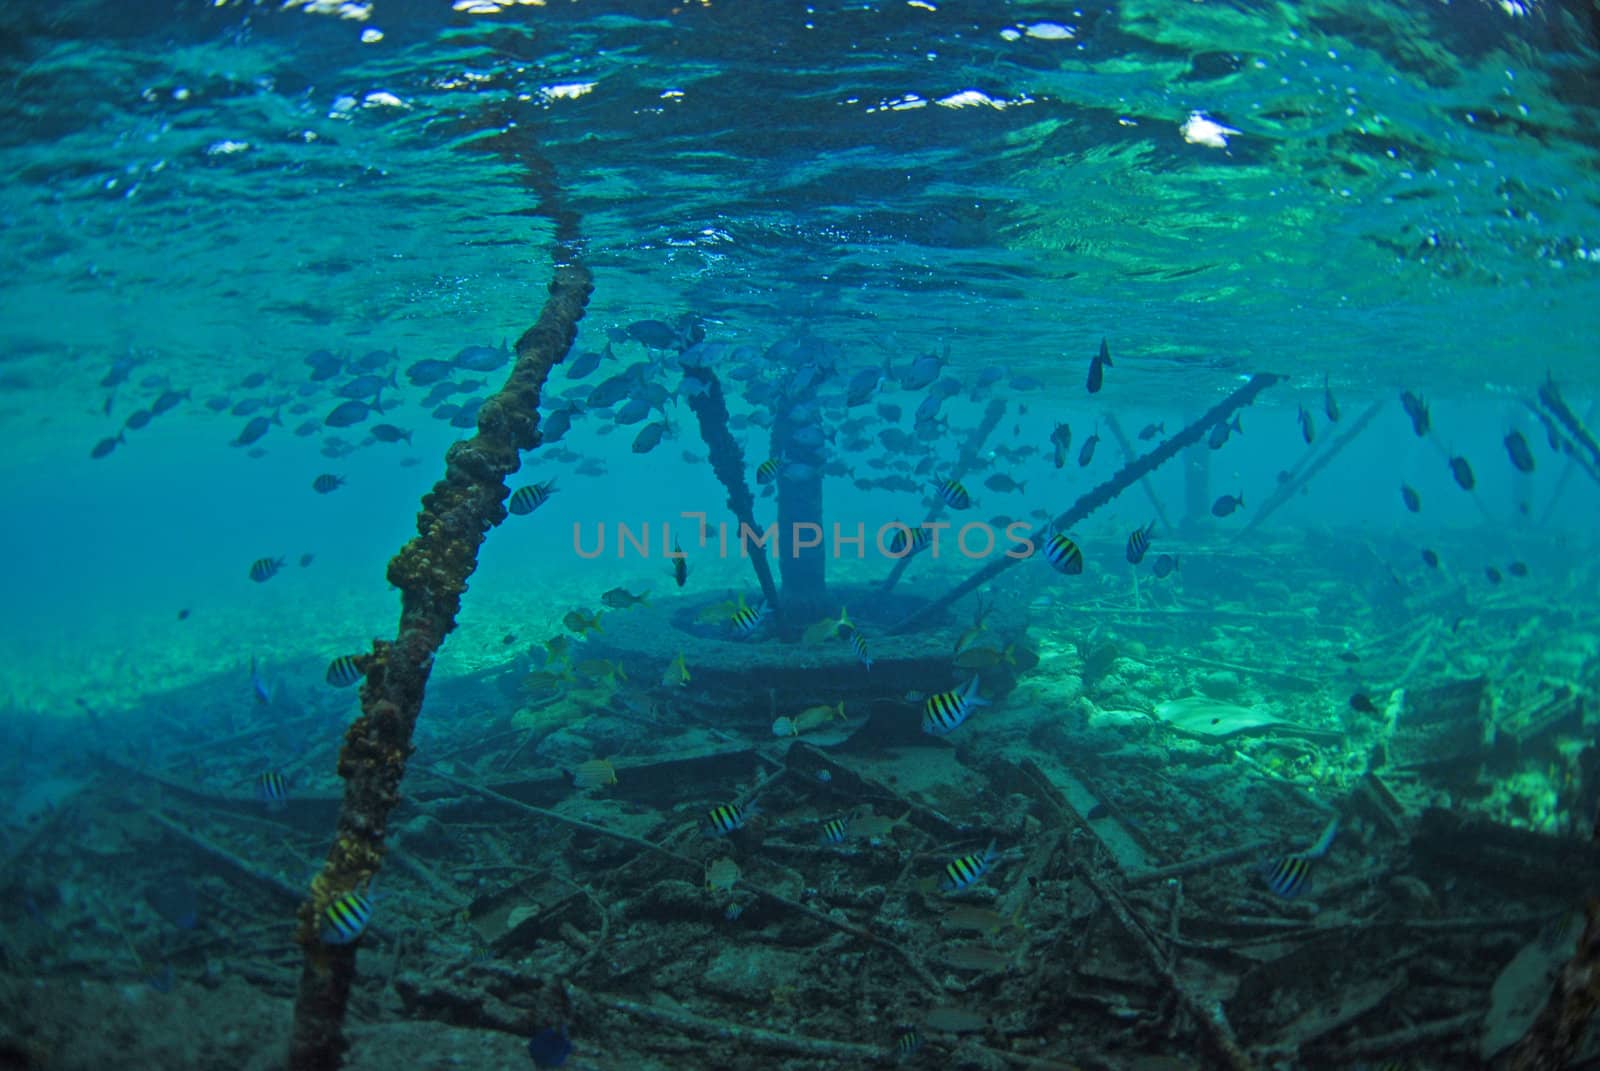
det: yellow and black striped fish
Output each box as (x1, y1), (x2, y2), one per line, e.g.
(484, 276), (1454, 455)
(756, 458), (781, 484)
(888, 523), (932, 557)
(819, 816), (849, 845)
(893, 1026), (923, 1058)
(1259, 816), (1339, 899)
(1042, 532), (1084, 575)
(940, 839), (999, 893)
(728, 600), (768, 638)
(703, 801), (759, 837)
(508, 479), (558, 516)
(1125, 521), (1155, 565)
(325, 654), (362, 688)
(321, 890), (374, 944)
(1261, 853), (1314, 898)
(249, 556), (285, 583)
(922, 675), (988, 735)
(932, 478), (971, 510)
(845, 627), (873, 670)
(257, 770), (288, 809)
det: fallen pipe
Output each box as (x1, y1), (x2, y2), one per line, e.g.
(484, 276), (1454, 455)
(286, 124), (592, 1071)
(889, 373), (1284, 634)
(1235, 398), (1383, 539)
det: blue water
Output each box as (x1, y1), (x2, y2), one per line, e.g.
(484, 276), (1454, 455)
(1, 1), (1597, 1067)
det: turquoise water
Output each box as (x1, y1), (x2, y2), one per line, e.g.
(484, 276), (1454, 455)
(2, 2), (1598, 1068)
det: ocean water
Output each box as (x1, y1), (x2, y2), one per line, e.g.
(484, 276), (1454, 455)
(1, 2), (1597, 1068)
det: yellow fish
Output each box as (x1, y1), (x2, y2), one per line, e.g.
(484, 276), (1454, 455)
(801, 607), (852, 646)
(791, 701), (845, 734)
(695, 596), (743, 624)
(663, 651), (690, 687)
(574, 658), (626, 684)
(563, 609), (604, 635)
(705, 857), (740, 892)
(953, 644), (1015, 671)
(571, 758), (617, 789)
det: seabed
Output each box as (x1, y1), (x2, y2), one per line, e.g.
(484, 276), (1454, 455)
(3, 525), (1597, 1069)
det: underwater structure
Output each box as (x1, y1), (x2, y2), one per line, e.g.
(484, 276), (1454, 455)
(286, 125), (593, 1071)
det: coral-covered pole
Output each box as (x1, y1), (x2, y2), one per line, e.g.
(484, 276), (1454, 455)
(286, 132), (591, 1071)
(683, 365), (782, 610)
(888, 373), (1283, 634)
(771, 397), (826, 614)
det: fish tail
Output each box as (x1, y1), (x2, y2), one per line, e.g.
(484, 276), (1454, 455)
(1308, 815), (1340, 858)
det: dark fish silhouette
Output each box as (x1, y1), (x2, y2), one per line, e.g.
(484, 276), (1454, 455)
(1086, 337), (1111, 394)
(1449, 455), (1475, 491)
(1208, 415), (1241, 450)
(1211, 493), (1244, 517)
(1504, 430), (1535, 473)
(233, 411), (282, 446)
(1400, 391), (1430, 437)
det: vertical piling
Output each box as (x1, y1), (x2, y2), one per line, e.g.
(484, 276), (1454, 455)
(286, 126), (591, 1071)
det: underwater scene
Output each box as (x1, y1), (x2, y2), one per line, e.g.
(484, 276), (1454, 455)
(2, 1), (1599, 1068)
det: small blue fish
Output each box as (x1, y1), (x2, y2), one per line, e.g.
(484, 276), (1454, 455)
(250, 656), (273, 704)
(406, 358), (455, 386)
(257, 770), (288, 809)
(1086, 337), (1111, 394)
(233, 411), (282, 445)
(1211, 493), (1245, 518)
(321, 890), (374, 944)
(325, 400), (379, 428)
(940, 839), (999, 893)
(90, 433), (124, 459)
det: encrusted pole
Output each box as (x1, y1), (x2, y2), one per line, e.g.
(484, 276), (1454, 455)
(683, 365), (782, 610)
(771, 393), (827, 617)
(286, 126), (592, 1071)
